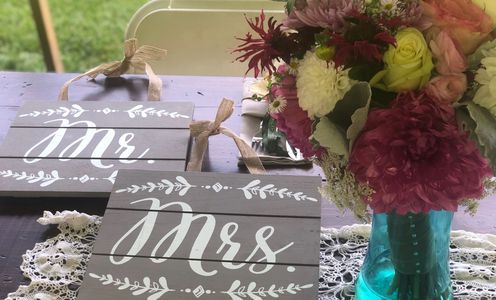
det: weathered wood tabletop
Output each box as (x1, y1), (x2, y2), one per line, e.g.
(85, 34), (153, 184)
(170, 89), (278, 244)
(0, 71), (494, 297)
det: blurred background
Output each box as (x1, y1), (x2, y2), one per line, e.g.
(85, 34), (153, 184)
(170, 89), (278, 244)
(0, 0), (147, 72)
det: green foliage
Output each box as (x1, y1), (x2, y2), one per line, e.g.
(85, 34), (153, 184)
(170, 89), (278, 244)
(261, 115), (288, 157)
(370, 87), (396, 108)
(456, 103), (496, 173)
(313, 117), (349, 157)
(344, 83), (371, 151)
(348, 61), (382, 82)
(317, 152), (372, 222)
(312, 83), (371, 159)
(0, 0), (146, 72)
(466, 102), (496, 173)
(0, 1), (44, 71)
(282, 0), (307, 14)
(314, 30), (331, 46)
(468, 39), (496, 71)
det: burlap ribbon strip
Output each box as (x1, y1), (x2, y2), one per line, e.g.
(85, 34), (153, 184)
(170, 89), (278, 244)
(187, 99), (266, 175)
(58, 38), (167, 101)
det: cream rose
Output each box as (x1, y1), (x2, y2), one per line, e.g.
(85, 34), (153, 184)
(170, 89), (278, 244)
(371, 27), (434, 92)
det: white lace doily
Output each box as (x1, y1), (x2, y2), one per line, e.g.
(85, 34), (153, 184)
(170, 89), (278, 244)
(319, 226), (496, 299)
(6, 211), (101, 300)
(6, 211), (496, 300)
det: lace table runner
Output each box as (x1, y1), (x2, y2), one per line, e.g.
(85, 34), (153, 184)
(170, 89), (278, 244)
(6, 211), (496, 300)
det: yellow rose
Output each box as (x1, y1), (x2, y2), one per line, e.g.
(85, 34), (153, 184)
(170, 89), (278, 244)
(473, 0), (496, 28)
(371, 28), (434, 92)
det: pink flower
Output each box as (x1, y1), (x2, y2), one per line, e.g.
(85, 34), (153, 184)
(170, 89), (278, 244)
(270, 66), (322, 158)
(349, 92), (492, 215)
(429, 30), (468, 74)
(425, 74), (467, 104)
(421, 0), (493, 54)
(283, 0), (356, 32)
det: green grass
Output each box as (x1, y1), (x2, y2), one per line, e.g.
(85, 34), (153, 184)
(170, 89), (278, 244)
(0, 0), (147, 72)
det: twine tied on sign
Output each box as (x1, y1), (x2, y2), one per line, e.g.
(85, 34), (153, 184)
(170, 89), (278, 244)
(187, 99), (266, 175)
(58, 38), (167, 101)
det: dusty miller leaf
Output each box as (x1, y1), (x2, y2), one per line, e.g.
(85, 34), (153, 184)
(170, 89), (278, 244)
(312, 117), (349, 158)
(345, 83), (372, 151)
(325, 82), (371, 151)
(458, 103), (496, 173)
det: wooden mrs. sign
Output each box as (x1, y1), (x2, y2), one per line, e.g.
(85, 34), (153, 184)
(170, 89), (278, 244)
(0, 101), (194, 197)
(77, 170), (321, 299)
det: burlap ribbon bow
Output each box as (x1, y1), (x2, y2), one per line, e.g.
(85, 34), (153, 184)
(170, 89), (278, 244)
(187, 99), (266, 175)
(58, 38), (167, 101)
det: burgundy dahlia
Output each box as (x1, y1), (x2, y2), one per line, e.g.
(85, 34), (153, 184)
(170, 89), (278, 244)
(349, 92), (492, 215)
(270, 66), (323, 158)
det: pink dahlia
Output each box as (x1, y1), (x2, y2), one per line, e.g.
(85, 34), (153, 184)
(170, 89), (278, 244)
(283, 0), (357, 33)
(270, 65), (323, 158)
(349, 92), (492, 215)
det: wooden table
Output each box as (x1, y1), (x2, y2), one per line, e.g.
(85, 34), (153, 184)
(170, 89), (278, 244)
(0, 71), (494, 297)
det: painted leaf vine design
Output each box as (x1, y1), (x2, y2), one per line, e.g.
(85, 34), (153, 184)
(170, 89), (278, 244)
(125, 105), (190, 119)
(238, 180), (318, 202)
(115, 176), (195, 196)
(89, 273), (173, 300)
(19, 104), (87, 118)
(223, 280), (314, 299)
(104, 170), (119, 184)
(0, 170), (62, 187)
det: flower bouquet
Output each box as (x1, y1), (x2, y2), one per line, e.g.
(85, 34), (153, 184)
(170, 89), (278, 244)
(234, 0), (496, 299)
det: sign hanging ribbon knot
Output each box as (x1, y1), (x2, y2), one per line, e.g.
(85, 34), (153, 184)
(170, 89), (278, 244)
(187, 99), (266, 175)
(59, 38), (167, 101)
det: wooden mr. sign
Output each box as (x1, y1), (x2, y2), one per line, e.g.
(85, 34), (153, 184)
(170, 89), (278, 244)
(78, 170), (321, 299)
(0, 101), (193, 197)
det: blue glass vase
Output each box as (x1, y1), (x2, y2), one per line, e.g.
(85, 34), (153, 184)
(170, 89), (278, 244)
(355, 210), (453, 300)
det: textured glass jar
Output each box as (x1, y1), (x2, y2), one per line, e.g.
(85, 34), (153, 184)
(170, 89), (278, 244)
(355, 210), (454, 300)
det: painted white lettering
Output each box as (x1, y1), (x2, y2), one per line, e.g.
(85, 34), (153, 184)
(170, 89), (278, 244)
(246, 226), (294, 274)
(110, 198), (161, 265)
(22, 118), (150, 168)
(217, 223), (246, 270)
(115, 133), (149, 164)
(109, 197), (294, 277)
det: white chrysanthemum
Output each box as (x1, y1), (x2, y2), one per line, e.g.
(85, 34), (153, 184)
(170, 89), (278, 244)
(474, 55), (496, 117)
(380, 0), (400, 12)
(269, 96), (287, 114)
(288, 58), (299, 76)
(296, 51), (352, 118)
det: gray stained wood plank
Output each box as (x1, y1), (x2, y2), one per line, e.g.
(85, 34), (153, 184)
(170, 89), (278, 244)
(108, 170), (322, 218)
(92, 208), (320, 266)
(0, 72), (244, 107)
(0, 127), (190, 160)
(11, 101), (194, 128)
(82, 170), (322, 299)
(0, 158), (186, 197)
(77, 255), (318, 300)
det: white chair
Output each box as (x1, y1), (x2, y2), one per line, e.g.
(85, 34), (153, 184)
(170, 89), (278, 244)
(125, 0), (285, 76)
